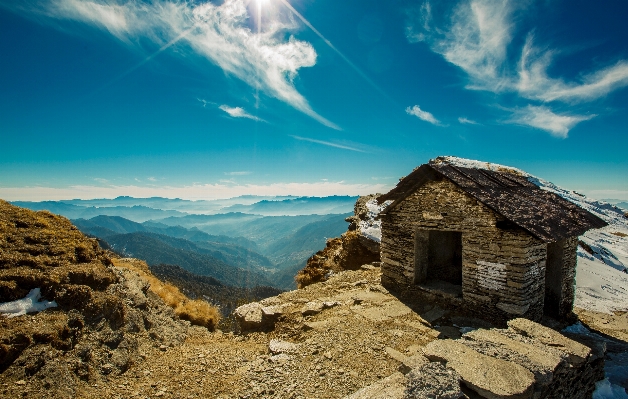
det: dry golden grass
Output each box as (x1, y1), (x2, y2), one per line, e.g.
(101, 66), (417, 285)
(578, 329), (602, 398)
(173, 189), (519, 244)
(0, 199), (109, 270)
(112, 258), (220, 330)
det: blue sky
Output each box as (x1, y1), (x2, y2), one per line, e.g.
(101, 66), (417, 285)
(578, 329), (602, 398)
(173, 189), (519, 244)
(1, 0), (628, 201)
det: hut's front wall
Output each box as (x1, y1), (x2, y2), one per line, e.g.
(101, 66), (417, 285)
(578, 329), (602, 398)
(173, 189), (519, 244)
(380, 178), (547, 322)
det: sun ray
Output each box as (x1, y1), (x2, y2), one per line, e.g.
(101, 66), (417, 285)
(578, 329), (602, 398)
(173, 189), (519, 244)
(277, 0), (393, 103)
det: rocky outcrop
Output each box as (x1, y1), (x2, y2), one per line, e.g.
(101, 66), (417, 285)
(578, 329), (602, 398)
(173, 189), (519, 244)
(295, 196), (386, 289)
(0, 201), (191, 397)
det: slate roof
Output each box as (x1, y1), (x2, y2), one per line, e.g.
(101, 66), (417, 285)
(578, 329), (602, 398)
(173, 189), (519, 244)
(378, 159), (607, 243)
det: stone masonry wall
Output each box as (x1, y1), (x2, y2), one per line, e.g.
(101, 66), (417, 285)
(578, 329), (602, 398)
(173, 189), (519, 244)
(380, 178), (548, 322)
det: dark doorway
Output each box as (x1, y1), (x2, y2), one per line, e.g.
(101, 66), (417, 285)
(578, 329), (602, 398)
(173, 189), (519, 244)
(544, 239), (565, 318)
(414, 230), (462, 285)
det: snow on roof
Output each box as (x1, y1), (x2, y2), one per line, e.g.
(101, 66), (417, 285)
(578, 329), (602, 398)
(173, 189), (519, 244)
(436, 156), (627, 228)
(379, 156), (608, 242)
(433, 156), (528, 175)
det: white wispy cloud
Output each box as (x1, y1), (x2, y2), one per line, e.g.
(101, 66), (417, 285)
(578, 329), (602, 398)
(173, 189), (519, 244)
(47, 0), (140, 41)
(290, 135), (367, 153)
(408, 0), (628, 136)
(406, 0), (516, 92)
(219, 105), (265, 122)
(197, 98), (215, 108)
(28, 0), (338, 129)
(0, 182), (391, 202)
(224, 171), (251, 176)
(508, 105), (595, 138)
(517, 35), (628, 103)
(406, 105), (441, 125)
(411, 0), (628, 102)
(458, 117), (479, 125)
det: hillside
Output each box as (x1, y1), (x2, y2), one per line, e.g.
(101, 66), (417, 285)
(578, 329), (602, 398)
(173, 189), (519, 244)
(103, 232), (273, 288)
(0, 200), (216, 397)
(71, 213), (351, 291)
(73, 215), (273, 271)
(266, 213), (352, 269)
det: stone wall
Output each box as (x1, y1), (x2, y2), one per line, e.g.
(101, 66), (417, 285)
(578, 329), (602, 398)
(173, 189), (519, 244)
(380, 178), (549, 322)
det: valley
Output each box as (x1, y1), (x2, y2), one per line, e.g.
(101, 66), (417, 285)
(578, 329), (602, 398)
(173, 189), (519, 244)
(13, 196), (356, 292)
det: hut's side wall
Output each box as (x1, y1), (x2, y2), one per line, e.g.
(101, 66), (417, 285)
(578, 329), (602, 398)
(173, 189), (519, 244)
(380, 178), (547, 322)
(562, 237), (578, 316)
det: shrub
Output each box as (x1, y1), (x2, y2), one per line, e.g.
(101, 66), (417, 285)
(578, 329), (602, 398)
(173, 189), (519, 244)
(175, 299), (220, 330)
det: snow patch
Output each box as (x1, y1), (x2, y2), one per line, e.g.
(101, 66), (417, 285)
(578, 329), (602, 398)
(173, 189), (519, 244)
(358, 198), (391, 243)
(0, 288), (58, 318)
(593, 379), (628, 399)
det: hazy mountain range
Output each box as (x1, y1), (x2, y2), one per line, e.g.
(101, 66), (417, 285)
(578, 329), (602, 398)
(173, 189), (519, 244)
(15, 196), (354, 290)
(12, 195), (358, 220)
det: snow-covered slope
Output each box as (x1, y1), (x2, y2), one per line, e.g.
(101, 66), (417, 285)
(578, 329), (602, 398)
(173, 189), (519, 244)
(358, 199), (391, 243)
(440, 156), (628, 314)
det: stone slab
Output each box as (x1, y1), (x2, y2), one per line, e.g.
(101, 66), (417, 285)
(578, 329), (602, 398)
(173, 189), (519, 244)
(507, 318), (591, 366)
(423, 339), (535, 399)
(421, 307), (447, 324)
(381, 301), (414, 318)
(464, 328), (563, 372)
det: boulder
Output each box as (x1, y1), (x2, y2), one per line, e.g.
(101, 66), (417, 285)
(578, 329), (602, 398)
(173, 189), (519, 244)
(233, 302), (261, 332)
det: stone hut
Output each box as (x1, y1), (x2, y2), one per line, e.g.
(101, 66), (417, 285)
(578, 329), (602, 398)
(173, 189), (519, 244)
(377, 157), (607, 322)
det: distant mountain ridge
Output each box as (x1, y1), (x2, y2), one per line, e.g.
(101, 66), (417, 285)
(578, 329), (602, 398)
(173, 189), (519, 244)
(13, 195), (357, 219)
(220, 196), (358, 216)
(11, 201), (185, 222)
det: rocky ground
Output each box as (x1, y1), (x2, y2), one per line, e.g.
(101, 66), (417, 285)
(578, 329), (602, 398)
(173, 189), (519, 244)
(1, 263), (472, 398)
(4, 263), (622, 399)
